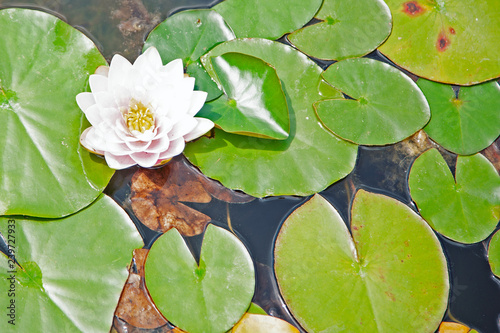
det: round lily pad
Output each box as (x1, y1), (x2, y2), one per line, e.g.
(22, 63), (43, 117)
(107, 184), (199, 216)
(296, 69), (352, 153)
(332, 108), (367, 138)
(198, 52), (289, 140)
(0, 8), (114, 218)
(417, 79), (500, 155)
(288, 0), (392, 60)
(145, 224), (255, 333)
(144, 9), (235, 101)
(184, 38), (357, 197)
(274, 191), (449, 332)
(488, 230), (500, 278)
(379, 0), (500, 85)
(314, 58), (430, 145)
(0, 195), (143, 332)
(232, 313), (299, 333)
(213, 0), (323, 39)
(409, 148), (500, 244)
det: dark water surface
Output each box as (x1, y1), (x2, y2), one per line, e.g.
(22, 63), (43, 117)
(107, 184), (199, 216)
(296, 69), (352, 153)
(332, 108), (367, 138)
(1, 0), (499, 332)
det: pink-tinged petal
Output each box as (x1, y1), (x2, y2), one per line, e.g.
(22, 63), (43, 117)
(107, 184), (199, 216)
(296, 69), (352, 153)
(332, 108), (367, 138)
(158, 137), (185, 160)
(152, 117), (173, 139)
(89, 74), (109, 93)
(145, 135), (170, 153)
(82, 104), (103, 126)
(80, 127), (105, 155)
(183, 117), (214, 142)
(106, 141), (133, 156)
(161, 58), (184, 81)
(108, 54), (133, 89)
(84, 126), (108, 152)
(95, 65), (109, 77)
(76, 92), (96, 112)
(115, 127), (141, 142)
(168, 116), (197, 140)
(105, 152), (136, 169)
(130, 151), (161, 168)
(94, 91), (118, 109)
(112, 86), (131, 110)
(186, 90), (208, 116)
(125, 139), (152, 152)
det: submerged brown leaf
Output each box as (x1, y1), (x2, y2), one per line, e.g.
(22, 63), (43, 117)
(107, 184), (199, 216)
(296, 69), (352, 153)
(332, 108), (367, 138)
(482, 137), (500, 173)
(130, 155), (254, 236)
(114, 249), (169, 329)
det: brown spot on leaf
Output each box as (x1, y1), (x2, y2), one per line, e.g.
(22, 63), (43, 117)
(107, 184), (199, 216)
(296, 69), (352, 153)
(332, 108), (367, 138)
(404, 240), (410, 247)
(449, 27), (456, 34)
(436, 31), (450, 52)
(385, 291), (396, 301)
(402, 1), (425, 16)
(130, 155), (254, 236)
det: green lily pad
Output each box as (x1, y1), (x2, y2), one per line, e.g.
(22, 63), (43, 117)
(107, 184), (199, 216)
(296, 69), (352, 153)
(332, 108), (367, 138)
(274, 191), (449, 333)
(0, 195), (143, 332)
(145, 224), (255, 333)
(198, 52), (289, 140)
(0, 8), (114, 218)
(288, 0), (392, 60)
(409, 148), (500, 243)
(379, 0), (500, 85)
(314, 58), (430, 145)
(184, 38), (357, 197)
(143, 9), (235, 101)
(213, 0), (323, 39)
(417, 79), (500, 155)
(488, 230), (500, 278)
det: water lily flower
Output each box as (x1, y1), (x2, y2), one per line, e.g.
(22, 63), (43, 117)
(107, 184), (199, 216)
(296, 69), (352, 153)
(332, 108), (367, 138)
(76, 46), (214, 169)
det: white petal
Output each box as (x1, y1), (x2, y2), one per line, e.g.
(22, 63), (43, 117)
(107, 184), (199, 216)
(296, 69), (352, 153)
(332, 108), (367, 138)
(130, 151), (160, 168)
(84, 126), (108, 152)
(183, 118), (214, 142)
(95, 65), (109, 77)
(146, 135), (170, 153)
(159, 138), (185, 159)
(161, 58), (184, 81)
(94, 91), (117, 109)
(82, 104), (102, 126)
(108, 54), (133, 90)
(89, 74), (109, 93)
(76, 92), (96, 112)
(125, 139), (152, 152)
(134, 46), (163, 71)
(112, 86), (132, 110)
(186, 90), (208, 116)
(80, 127), (104, 155)
(105, 152), (137, 169)
(168, 116), (197, 141)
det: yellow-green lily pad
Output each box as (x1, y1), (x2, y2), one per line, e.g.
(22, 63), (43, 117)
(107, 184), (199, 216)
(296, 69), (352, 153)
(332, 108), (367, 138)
(274, 190), (449, 332)
(288, 0), (392, 60)
(488, 230), (500, 278)
(379, 0), (500, 85)
(409, 148), (500, 243)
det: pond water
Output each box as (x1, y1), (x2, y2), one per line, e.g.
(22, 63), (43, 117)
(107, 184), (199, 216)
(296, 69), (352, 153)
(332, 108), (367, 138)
(1, 0), (499, 332)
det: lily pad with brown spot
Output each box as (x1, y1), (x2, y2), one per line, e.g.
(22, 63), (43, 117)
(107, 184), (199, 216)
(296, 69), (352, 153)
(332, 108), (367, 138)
(379, 0), (500, 85)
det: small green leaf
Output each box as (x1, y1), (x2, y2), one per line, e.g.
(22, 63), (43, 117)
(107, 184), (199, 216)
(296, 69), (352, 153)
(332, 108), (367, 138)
(288, 0), (392, 60)
(0, 8), (114, 218)
(199, 52), (289, 139)
(214, 0), (322, 39)
(274, 191), (449, 332)
(185, 38), (358, 197)
(409, 148), (500, 243)
(315, 58), (430, 145)
(145, 224), (255, 333)
(0, 195), (143, 332)
(144, 9), (236, 101)
(489, 230), (500, 278)
(379, 0), (500, 85)
(417, 79), (500, 155)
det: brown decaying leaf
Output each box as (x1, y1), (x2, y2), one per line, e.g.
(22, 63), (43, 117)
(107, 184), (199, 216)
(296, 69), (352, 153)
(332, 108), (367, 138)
(130, 155), (254, 236)
(438, 321), (471, 333)
(481, 136), (500, 173)
(114, 249), (169, 329)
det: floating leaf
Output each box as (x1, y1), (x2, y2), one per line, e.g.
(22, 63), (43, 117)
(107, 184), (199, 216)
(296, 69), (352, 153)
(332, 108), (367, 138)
(115, 249), (168, 329)
(213, 0), (322, 39)
(417, 79), (500, 155)
(409, 148), (500, 243)
(232, 313), (299, 333)
(488, 230), (500, 278)
(274, 191), (449, 332)
(144, 9), (235, 101)
(288, 0), (392, 60)
(315, 58), (430, 145)
(247, 303), (267, 315)
(145, 224), (255, 333)
(199, 52), (289, 139)
(0, 195), (143, 332)
(379, 0), (500, 85)
(130, 156), (253, 236)
(438, 322), (473, 333)
(0, 8), (114, 218)
(184, 38), (357, 197)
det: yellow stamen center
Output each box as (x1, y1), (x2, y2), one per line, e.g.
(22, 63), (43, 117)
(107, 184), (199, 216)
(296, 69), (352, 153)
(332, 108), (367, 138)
(124, 99), (155, 133)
